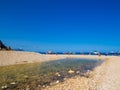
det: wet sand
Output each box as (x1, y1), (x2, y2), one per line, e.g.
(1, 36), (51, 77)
(0, 51), (120, 90)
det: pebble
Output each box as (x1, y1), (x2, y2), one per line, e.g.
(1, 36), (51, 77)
(10, 82), (16, 85)
(42, 85), (45, 88)
(68, 69), (75, 74)
(76, 71), (80, 74)
(55, 72), (61, 76)
(56, 80), (60, 84)
(1, 85), (8, 89)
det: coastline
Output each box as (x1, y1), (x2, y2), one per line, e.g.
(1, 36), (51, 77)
(0, 51), (120, 90)
(0, 51), (110, 66)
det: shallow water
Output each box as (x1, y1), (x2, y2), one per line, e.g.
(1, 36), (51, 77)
(36, 58), (104, 87)
(41, 58), (103, 76)
(41, 58), (103, 73)
(0, 58), (104, 90)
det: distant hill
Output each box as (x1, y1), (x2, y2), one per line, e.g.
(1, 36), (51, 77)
(0, 40), (12, 50)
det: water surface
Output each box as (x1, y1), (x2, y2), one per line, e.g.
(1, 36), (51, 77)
(0, 58), (104, 90)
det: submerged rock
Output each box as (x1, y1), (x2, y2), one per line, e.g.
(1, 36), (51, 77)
(68, 69), (75, 74)
(55, 72), (61, 77)
(1, 85), (8, 89)
(10, 82), (16, 85)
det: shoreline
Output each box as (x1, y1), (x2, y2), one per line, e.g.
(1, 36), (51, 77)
(0, 51), (111, 66)
(43, 56), (120, 90)
(0, 51), (120, 90)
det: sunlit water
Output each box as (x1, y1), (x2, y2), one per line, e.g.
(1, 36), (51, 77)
(40, 58), (103, 75)
(0, 58), (104, 90)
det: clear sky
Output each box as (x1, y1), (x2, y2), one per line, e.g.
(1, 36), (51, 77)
(0, 0), (120, 52)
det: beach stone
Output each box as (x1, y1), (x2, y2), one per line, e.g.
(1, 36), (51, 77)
(76, 71), (80, 74)
(68, 69), (75, 74)
(55, 72), (61, 77)
(50, 83), (53, 86)
(56, 80), (60, 84)
(10, 82), (16, 85)
(1, 86), (5, 89)
(63, 78), (67, 81)
(1, 85), (8, 89)
(42, 85), (45, 87)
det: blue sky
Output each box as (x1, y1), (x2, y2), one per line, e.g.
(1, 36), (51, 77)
(0, 0), (120, 52)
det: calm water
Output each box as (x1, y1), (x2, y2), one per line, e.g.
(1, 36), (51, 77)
(0, 58), (104, 90)
(40, 58), (104, 75)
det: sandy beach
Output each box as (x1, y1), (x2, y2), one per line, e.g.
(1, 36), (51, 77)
(0, 51), (106, 66)
(0, 51), (120, 90)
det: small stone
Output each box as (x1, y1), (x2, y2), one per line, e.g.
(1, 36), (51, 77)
(50, 83), (53, 86)
(55, 72), (61, 77)
(76, 71), (80, 74)
(4, 85), (7, 88)
(56, 80), (60, 84)
(1, 86), (4, 89)
(1, 85), (8, 89)
(68, 69), (75, 74)
(10, 82), (16, 85)
(42, 85), (45, 87)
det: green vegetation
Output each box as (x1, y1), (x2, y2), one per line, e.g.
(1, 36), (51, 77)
(0, 58), (103, 90)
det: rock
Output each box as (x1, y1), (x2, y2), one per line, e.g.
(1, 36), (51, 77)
(76, 71), (80, 74)
(50, 83), (53, 86)
(55, 72), (61, 77)
(68, 69), (75, 74)
(56, 80), (60, 84)
(42, 85), (45, 87)
(10, 82), (16, 85)
(0, 40), (12, 50)
(1, 85), (8, 89)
